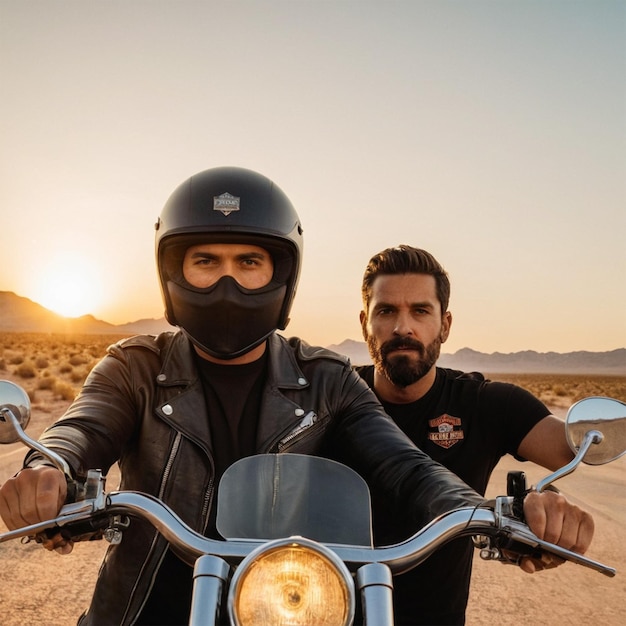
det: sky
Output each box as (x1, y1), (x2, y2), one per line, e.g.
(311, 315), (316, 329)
(1, 0), (624, 354)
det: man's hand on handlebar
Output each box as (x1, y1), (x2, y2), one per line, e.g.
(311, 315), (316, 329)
(0, 466), (73, 554)
(520, 489), (594, 574)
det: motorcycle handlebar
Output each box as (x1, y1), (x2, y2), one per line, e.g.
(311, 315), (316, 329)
(0, 490), (615, 577)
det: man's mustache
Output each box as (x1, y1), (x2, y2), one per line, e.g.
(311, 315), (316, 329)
(381, 337), (425, 358)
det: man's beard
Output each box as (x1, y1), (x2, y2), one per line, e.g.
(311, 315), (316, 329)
(367, 334), (442, 388)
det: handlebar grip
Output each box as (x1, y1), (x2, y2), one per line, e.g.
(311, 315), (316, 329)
(37, 515), (110, 544)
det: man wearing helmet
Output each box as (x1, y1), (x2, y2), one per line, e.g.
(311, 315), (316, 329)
(0, 167), (593, 625)
(156, 166), (303, 361)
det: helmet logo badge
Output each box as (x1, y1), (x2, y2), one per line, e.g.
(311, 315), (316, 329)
(213, 192), (240, 216)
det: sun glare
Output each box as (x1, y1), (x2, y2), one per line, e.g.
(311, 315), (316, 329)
(32, 254), (104, 318)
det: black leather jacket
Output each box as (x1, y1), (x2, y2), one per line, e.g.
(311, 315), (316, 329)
(32, 331), (484, 625)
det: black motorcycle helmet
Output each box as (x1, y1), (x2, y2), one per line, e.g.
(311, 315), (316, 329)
(155, 166), (303, 359)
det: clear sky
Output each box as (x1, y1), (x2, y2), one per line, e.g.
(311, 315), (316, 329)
(1, 0), (624, 354)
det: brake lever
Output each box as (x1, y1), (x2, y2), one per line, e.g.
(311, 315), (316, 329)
(0, 505), (100, 544)
(500, 517), (616, 577)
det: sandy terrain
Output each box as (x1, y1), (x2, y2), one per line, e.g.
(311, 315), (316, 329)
(0, 392), (624, 625)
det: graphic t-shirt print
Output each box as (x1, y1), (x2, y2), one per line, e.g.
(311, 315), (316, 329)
(428, 414), (464, 449)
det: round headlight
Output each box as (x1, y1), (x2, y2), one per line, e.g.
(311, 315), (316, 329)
(229, 537), (354, 626)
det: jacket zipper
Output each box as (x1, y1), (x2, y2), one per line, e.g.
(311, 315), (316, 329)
(126, 432), (183, 625)
(159, 432), (183, 498)
(200, 476), (215, 534)
(272, 411), (328, 452)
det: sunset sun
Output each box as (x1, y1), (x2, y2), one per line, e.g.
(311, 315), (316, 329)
(32, 253), (104, 318)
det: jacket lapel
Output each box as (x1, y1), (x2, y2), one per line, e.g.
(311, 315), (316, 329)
(256, 334), (310, 451)
(151, 332), (308, 457)
(153, 332), (214, 458)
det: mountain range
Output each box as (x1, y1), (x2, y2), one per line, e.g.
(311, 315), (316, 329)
(0, 291), (174, 336)
(1, 291), (624, 375)
(327, 339), (625, 374)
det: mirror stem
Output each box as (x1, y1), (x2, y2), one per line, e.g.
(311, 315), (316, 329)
(0, 407), (73, 480)
(536, 430), (604, 492)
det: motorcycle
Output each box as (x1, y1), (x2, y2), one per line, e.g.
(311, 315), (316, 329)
(0, 379), (624, 626)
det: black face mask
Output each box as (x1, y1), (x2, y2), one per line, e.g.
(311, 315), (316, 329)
(167, 275), (287, 360)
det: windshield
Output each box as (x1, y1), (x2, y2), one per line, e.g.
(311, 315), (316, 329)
(216, 454), (372, 547)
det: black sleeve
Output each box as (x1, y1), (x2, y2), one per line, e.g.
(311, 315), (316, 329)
(479, 382), (551, 460)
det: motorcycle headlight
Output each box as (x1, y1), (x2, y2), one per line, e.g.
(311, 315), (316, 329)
(228, 537), (355, 626)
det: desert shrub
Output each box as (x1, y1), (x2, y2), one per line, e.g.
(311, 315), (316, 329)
(37, 375), (57, 390)
(69, 354), (88, 366)
(35, 356), (50, 369)
(14, 361), (36, 379)
(70, 368), (89, 384)
(88, 344), (107, 358)
(54, 380), (77, 402)
(0, 358), (5, 371)
(8, 354), (24, 365)
(59, 362), (73, 374)
(489, 373), (626, 404)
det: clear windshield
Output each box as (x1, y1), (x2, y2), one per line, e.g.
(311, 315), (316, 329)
(216, 454), (373, 547)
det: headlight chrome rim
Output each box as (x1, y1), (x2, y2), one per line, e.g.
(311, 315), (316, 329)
(228, 536), (355, 626)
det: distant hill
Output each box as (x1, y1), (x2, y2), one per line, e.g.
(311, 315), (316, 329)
(327, 339), (626, 375)
(1, 292), (624, 375)
(0, 291), (173, 335)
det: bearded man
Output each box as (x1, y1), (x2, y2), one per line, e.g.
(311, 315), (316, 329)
(356, 245), (578, 626)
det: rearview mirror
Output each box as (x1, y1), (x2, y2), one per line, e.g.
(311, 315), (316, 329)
(536, 396), (626, 492)
(0, 379), (72, 478)
(566, 396), (626, 465)
(0, 380), (31, 443)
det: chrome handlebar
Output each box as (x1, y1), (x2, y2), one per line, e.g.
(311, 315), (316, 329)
(0, 484), (615, 578)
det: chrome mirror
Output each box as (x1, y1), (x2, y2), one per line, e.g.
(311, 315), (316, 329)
(566, 396), (626, 465)
(0, 379), (72, 478)
(0, 380), (31, 443)
(536, 396), (626, 492)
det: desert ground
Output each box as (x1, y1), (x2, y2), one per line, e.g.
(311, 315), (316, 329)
(0, 333), (624, 625)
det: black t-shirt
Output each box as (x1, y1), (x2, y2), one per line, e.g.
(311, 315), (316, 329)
(355, 366), (550, 625)
(136, 354), (267, 626)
